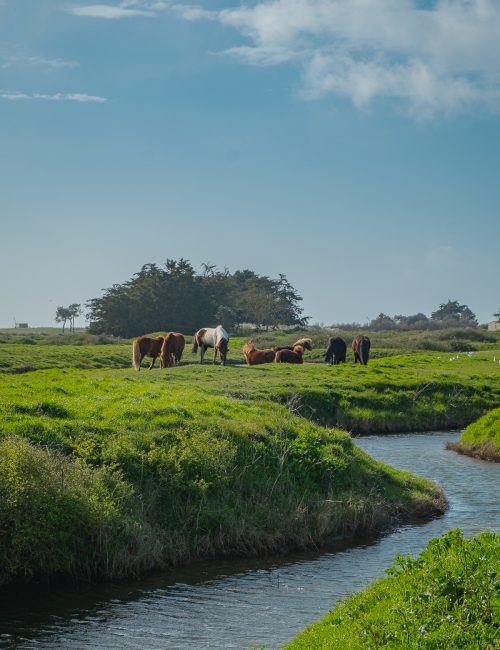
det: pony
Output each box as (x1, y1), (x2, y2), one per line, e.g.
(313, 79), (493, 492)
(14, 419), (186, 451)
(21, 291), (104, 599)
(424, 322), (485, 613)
(274, 337), (313, 353)
(275, 344), (304, 364)
(242, 343), (276, 365)
(132, 335), (164, 371)
(192, 325), (229, 365)
(325, 337), (347, 365)
(352, 335), (371, 365)
(160, 332), (185, 368)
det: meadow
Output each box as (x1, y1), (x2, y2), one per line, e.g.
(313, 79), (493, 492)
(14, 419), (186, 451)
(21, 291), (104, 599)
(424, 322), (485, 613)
(0, 365), (445, 586)
(0, 328), (498, 587)
(286, 528), (499, 649)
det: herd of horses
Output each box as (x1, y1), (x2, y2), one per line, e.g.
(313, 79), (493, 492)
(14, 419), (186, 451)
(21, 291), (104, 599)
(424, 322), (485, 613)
(132, 326), (371, 370)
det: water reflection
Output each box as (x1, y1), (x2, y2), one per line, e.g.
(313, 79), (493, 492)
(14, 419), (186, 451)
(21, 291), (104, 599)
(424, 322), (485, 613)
(1, 432), (498, 649)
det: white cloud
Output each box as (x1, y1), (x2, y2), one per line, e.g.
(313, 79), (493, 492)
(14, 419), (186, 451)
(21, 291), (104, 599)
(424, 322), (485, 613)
(1, 55), (79, 69)
(171, 0), (500, 116)
(0, 90), (109, 103)
(68, 3), (155, 19)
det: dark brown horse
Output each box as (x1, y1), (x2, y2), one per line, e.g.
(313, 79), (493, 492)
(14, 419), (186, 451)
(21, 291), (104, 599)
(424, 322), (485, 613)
(160, 332), (185, 368)
(325, 337), (347, 365)
(132, 335), (164, 371)
(352, 335), (371, 365)
(243, 343), (275, 365)
(275, 344), (304, 364)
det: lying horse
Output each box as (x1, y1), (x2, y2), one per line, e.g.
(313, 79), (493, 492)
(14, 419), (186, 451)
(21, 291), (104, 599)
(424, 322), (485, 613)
(352, 335), (371, 365)
(242, 343), (275, 365)
(275, 344), (304, 364)
(274, 337), (313, 353)
(192, 325), (229, 365)
(160, 332), (185, 368)
(132, 335), (164, 371)
(325, 337), (347, 365)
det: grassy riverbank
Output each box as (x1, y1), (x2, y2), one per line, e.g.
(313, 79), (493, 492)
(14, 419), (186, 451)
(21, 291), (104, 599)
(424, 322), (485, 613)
(447, 408), (500, 462)
(0, 367), (445, 586)
(286, 529), (499, 649)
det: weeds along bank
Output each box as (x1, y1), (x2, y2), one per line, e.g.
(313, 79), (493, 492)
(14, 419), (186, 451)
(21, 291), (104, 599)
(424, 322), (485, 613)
(0, 367), (446, 586)
(447, 407), (500, 462)
(286, 529), (499, 650)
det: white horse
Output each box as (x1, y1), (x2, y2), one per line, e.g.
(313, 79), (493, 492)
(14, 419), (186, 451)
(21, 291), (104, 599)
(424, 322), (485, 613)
(192, 325), (229, 365)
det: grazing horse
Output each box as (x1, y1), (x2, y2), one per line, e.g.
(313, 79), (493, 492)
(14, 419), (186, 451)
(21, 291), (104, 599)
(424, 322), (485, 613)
(132, 335), (164, 371)
(242, 343), (276, 365)
(275, 344), (304, 364)
(192, 325), (229, 365)
(352, 335), (371, 365)
(160, 332), (185, 368)
(325, 337), (347, 365)
(274, 337), (313, 353)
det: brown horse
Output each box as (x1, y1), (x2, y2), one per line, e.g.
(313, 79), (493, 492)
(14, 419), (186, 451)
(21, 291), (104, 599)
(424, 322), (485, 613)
(242, 343), (276, 365)
(160, 332), (185, 368)
(352, 335), (371, 365)
(132, 336), (164, 371)
(274, 337), (313, 353)
(275, 344), (304, 364)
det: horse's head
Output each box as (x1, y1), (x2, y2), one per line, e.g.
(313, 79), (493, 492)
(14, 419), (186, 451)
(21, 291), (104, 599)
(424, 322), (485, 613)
(218, 337), (229, 365)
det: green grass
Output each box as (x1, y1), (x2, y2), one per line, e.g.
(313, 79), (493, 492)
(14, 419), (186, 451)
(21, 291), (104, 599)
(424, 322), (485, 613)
(447, 408), (500, 462)
(0, 333), (498, 586)
(0, 365), (446, 586)
(286, 529), (499, 649)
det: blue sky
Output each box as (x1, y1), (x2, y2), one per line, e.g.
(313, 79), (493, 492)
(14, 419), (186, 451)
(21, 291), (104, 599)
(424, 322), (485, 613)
(1, 0), (499, 328)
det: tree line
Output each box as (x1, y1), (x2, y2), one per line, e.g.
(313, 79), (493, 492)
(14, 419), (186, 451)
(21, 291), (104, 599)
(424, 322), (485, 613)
(84, 259), (308, 338)
(366, 300), (479, 331)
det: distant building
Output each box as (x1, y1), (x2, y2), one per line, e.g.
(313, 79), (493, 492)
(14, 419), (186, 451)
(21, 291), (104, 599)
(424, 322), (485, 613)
(488, 321), (500, 332)
(15, 322), (29, 328)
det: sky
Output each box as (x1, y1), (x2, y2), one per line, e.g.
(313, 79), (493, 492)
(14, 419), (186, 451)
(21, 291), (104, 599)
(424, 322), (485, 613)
(1, 0), (499, 328)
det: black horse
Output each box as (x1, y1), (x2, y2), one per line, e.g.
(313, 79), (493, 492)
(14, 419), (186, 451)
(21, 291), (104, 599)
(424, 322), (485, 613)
(325, 337), (347, 365)
(352, 335), (371, 365)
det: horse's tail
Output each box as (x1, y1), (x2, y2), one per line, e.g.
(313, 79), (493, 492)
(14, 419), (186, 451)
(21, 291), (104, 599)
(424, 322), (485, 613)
(132, 339), (142, 371)
(360, 338), (371, 365)
(191, 332), (199, 354)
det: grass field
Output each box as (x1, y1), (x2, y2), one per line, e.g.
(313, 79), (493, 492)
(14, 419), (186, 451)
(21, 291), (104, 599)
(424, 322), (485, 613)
(0, 328), (498, 587)
(447, 407), (500, 462)
(286, 529), (499, 649)
(0, 364), (446, 586)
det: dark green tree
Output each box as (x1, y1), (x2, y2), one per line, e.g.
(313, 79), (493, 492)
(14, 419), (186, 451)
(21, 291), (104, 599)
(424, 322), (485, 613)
(431, 300), (477, 326)
(55, 306), (72, 333)
(86, 260), (306, 337)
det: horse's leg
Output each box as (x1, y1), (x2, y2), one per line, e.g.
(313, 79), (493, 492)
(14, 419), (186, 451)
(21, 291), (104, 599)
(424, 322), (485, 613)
(213, 347), (218, 365)
(200, 346), (206, 364)
(149, 355), (156, 369)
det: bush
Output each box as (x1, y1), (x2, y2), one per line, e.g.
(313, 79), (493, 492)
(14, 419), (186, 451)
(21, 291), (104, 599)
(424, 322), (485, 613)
(287, 529), (499, 649)
(0, 436), (151, 584)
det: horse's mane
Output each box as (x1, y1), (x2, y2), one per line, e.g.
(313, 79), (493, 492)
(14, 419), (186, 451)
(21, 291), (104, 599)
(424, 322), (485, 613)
(293, 338), (312, 351)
